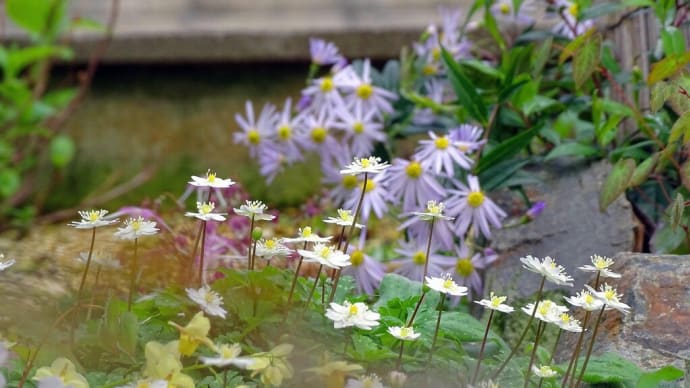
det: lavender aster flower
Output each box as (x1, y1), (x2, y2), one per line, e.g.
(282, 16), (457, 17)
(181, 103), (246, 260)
(342, 233), (385, 295)
(491, 0), (536, 25)
(343, 173), (392, 222)
(414, 131), (473, 176)
(448, 124), (486, 153)
(552, 0), (594, 39)
(233, 101), (278, 158)
(322, 156), (359, 206)
(302, 75), (346, 113)
(526, 201), (546, 220)
(309, 38), (344, 65)
(449, 243), (497, 302)
(333, 103), (386, 157)
(383, 158), (446, 212)
(393, 239), (455, 282)
(334, 60), (397, 116)
(271, 98), (306, 163)
(445, 175), (506, 238)
(299, 105), (341, 162)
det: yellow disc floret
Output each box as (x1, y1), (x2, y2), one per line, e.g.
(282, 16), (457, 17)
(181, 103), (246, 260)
(405, 161), (423, 178)
(412, 251), (426, 265)
(456, 258), (474, 277)
(356, 84), (373, 99)
(467, 191), (485, 208)
(277, 125), (292, 140)
(248, 129), (261, 145)
(353, 122), (365, 134)
(360, 180), (376, 193)
(311, 127), (327, 143)
(350, 250), (365, 266)
(342, 175), (358, 190)
(434, 136), (450, 149)
(320, 77), (334, 92)
(568, 3), (579, 17)
(349, 304), (359, 316)
(499, 2), (511, 14)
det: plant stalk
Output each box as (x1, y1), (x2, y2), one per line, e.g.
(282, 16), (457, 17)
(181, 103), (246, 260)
(573, 305), (606, 388)
(428, 293), (446, 365)
(127, 238), (139, 311)
(472, 309), (495, 385)
(77, 227), (97, 303)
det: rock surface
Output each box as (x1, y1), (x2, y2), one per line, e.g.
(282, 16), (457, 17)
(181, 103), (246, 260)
(557, 253), (690, 384)
(486, 160), (636, 297)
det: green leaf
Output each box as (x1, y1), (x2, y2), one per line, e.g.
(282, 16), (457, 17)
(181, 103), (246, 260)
(681, 160), (690, 192)
(648, 52), (690, 85)
(4, 45), (72, 78)
(669, 111), (690, 144)
(118, 311), (138, 355)
(576, 353), (642, 385)
(650, 82), (670, 112)
(545, 142), (599, 160)
(476, 125), (540, 174)
(6, 0), (54, 35)
(559, 29), (593, 64)
(629, 153), (659, 187)
(419, 311), (507, 349)
(599, 158), (636, 211)
(573, 33), (601, 89)
(441, 47), (488, 125)
(638, 366), (685, 387)
(375, 274), (424, 309)
(0, 168), (20, 197)
(532, 38), (553, 78)
(669, 193), (686, 232)
(50, 135), (75, 168)
(661, 27), (687, 57)
(478, 158), (531, 191)
(483, 4), (506, 50)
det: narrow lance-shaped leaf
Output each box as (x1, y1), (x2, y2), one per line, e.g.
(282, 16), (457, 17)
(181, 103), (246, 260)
(669, 110), (690, 144)
(573, 32), (602, 89)
(628, 153), (659, 187)
(440, 46), (488, 126)
(669, 193), (686, 232)
(681, 160), (690, 192)
(599, 158), (636, 212)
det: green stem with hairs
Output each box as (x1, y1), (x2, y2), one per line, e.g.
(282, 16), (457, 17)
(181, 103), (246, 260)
(396, 341), (406, 371)
(247, 214), (255, 269)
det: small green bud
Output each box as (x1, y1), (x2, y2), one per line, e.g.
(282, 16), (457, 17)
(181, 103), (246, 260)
(252, 227), (263, 241)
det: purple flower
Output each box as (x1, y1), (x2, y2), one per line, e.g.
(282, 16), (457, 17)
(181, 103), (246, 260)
(449, 242), (498, 302)
(309, 38), (345, 65)
(551, 0), (593, 39)
(383, 158), (446, 212)
(343, 173), (391, 223)
(526, 201), (546, 220)
(342, 232), (385, 295)
(393, 238), (456, 282)
(233, 101), (278, 158)
(333, 59), (397, 116)
(332, 103), (386, 157)
(414, 131), (473, 177)
(321, 149), (358, 206)
(448, 124), (486, 153)
(302, 75), (346, 115)
(271, 98), (306, 163)
(398, 201), (456, 251)
(412, 79), (448, 125)
(491, 0), (536, 25)
(445, 175), (507, 238)
(257, 143), (289, 183)
(298, 104), (341, 163)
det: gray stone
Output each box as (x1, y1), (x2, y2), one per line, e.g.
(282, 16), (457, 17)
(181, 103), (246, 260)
(486, 160), (636, 297)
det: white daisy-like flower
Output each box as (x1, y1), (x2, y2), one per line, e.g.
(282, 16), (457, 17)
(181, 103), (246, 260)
(475, 292), (515, 313)
(113, 217), (159, 240)
(254, 238), (292, 259)
(340, 156), (390, 176)
(412, 200), (454, 221)
(387, 326), (420, 341)
(554, 312), (582, 332)
(68, 209), (118, 229)
(520, 255), (574, 286)
(425, 274), (468, 296)
(578, 254), (621, 278)
(565, 289), (605, 312)
(345, 374), (385, 388)
(0, 254), (15, 271)
(522, 299), (568, 323)
(282, 226), (332, 244)
(323, 209), (364, 229)
(233, 200), (275, 221)
(199, 343), (255, 368)
(188, 169), (235, 188)
(531, 365), (558, 378)
(185, 202), (227, 222)
(186, 285), (227, 318)
(325, 301), (381, 330)
(298, 243), (351, 269)
(585, 284), (631, 314)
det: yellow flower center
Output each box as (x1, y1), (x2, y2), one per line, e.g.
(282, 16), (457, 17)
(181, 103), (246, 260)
(568, 3), (579, 17)
(204, 291), (215, 304)
(412, 251), (426, 265)
(467, 191), (485, 208)
(422, 64), (437, 76)
(87, 211), (100, 222)
(356, 84), (373, 99)
(604, 289), (616, 301)
(278, 125), (292, 140)
(131, 220), (141, 231)
(221, 346), (236, 359)
(337, 209), (353, 222)
(538, 304), (550, 316)
(499, 2), (511, 14)
(400, 327), (411, 338)
(350, 250), (365, 266)
(431, 47), (441, 61)
(359, 180), (376, 193)
(342, 175), (358, 190)
(560, 313), (571, 323)
(434, 136), (450, 149)
(311, 127), (327, 143)
(199, 203), (214, 214)
(456, 258), (474, 277)
(266, 239), (277, 249)
(207, 172), (216, 182)
(539, 366), (552, 376)
(360, 157), (370, 167)
(353, 122), (365, 134)
(248, 129), (261, 144)
(584, 293), (594, 305)
(490, 294), (507, 308)
(458, 143), (470, 152)
(443, 278), (454, 289)
(319, 247), (331, 258)
(427, 201), (443, 215)
(320, 77), (334, 92)
(405, 161), (422, 178)
(349, 304), (359, 315)
(302, 227), (313, 237)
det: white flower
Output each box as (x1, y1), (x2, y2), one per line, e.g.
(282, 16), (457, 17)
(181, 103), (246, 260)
(186, 286), (227, 318)
(425, 274), (468, 296)
(0, 254), (15, 271)
(565, 289), (604, 312)
(233, 200), (275, 221)
(323, 209), (364, 228)
(387, 326), (420, 341)
(189, 169), (235, 188)
(520, 255), (574, 286)
(345, 374), (385, 388)
(114, 217), (159, 240)
(521, 299), (568, 323)
(531, 365), (558, 378)
(185, 202), (227, 222)
(117, 379), (168, 388)
(254, 238), (292, 258)
(578, 254), (621, 278)
(199, 343), (255, 368)
(298, 244), (351, 269)
(585, 284), (631, 314)
(475, 292), (514, 313)
(326, 301), (381, 330)
(282, 226), (332, 244)
(554, 312), (582, 332)
(68, 209), (118, 229)
(340, 156), (390, 176)
(412, 200), (454, 221)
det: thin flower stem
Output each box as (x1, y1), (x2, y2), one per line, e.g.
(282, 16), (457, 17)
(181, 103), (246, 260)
(428, 293), (446, 365)
(563, 272), (601, 387)
(421, 218), (436, 283)
(407, 291), (427, 327)
(199, 221), (207, 286)
(492, 276), (546, 379)
(189, 220), (204, 283)
(396, 341), (406, 371)
(328, 172), (368, 304)
(524, 320), (546, 388)
(247, 215), (255, 269)
(573, 305), (606, 388)
(287, 242), (308, 306)
(127, 238), (139, 311)
(549, 329), (562, 364)
(77, 227), (97, 302)
(250, 239), (258, 271)
(304, 264), (324, 311)
(472, 309), (495, 385)
(336, 225), (347, 251)
(86, 264), (102, 320)
(343, 327), (351, 354)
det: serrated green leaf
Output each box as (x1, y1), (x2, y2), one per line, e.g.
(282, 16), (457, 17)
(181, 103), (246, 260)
(638, 365), (685, 387)
(649, 52), (690, 85)
(629, 153), (659, 187)
(545, 142), (599, 160)
(650, 82), (669, 112)
(669, 111), (690, 143)
(599, 158), (636, 211)
(441, 47), (488, 125)
(573, 33), (601, 89)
